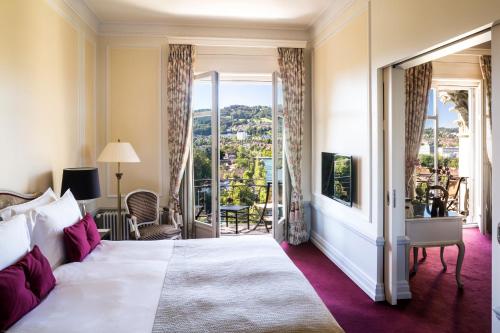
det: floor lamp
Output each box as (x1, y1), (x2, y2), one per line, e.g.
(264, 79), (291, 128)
(98, 139), (140, 240)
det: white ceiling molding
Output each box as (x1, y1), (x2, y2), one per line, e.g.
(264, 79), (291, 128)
(98, 22), (310, 41)
(168, 36), (306, 49)
(63, 0), (100, 33)
(308, 0), (355, 44)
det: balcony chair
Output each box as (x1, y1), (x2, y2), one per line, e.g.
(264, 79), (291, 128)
(252, 182), (272, 232)
(125, 189), (181, 240)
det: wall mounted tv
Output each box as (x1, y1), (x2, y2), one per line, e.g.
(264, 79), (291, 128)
(321, 152), (354, 207)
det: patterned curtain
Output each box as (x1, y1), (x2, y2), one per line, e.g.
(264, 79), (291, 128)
(405, 62), (433, 197)
(278, 48), (308, 245)
(167, 44), (195, 228)
(480, 55), (492, 233)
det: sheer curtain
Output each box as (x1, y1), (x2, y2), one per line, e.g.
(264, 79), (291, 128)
(480, 55), (492, 234)
(405, 62), (433, 197)
(277, 47), (308, 245)
(166, 44), (195, 231)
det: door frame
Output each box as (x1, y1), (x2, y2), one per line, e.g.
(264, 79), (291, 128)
(383, 66), (407, 305)
(192, 71), (220, 238)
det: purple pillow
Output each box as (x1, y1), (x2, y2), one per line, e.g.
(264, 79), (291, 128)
(19, 246), (56, 299)
(63, 220), (91, 262)
(82, 213), (101, 250)
(0, 264), (39, 330)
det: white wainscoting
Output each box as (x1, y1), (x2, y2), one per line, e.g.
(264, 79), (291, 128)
(310, 201), (385, 301)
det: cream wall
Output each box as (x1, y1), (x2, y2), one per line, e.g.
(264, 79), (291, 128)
(371, 0), (500, 68)
(0, 0), (96, 195)
(107, 47), (162, 197)
(96, 36), (168, 208)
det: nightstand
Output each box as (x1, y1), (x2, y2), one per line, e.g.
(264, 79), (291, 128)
(98, 228), (111, 240)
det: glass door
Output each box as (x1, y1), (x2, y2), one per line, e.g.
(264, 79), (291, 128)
(272, 72), (286, 243)
(192, 71), (220, 238)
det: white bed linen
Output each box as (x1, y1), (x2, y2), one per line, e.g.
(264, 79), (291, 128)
(8, 237), (342, 333)
(8, 240), (174, 333)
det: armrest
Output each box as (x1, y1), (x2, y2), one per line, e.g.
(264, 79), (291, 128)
(127, 215), (141, 240)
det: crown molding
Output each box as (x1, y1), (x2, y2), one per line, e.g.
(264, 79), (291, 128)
(99, 22), (310, 41)
(63, 0), (100, 33)
(309, 0), (355, 40)
(168, 36), (306, 49)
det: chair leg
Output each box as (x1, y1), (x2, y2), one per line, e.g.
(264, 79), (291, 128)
(440, 246), (447, 271)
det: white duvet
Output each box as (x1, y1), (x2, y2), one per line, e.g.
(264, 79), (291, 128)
(8, 237), (343, 333)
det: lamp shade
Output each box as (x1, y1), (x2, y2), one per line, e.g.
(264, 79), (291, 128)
(97, 142), (140, 163)
(61, 167), (101, 200)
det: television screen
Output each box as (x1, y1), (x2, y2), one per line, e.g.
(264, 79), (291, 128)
(321, 153), (353, 206)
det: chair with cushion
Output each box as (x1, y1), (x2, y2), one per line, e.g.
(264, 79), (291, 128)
(125, 190), (181, 240)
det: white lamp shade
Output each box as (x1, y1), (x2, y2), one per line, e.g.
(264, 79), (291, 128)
(97, 142), (140, 163)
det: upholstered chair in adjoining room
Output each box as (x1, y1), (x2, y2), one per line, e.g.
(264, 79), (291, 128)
(124, 189), (181, 240)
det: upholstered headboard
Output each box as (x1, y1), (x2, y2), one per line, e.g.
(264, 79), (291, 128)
(0, 190), (40, 211)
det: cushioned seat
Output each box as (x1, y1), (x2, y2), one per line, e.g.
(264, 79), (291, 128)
(137, 224), (181, 240)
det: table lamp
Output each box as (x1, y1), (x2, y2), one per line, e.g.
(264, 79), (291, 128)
(61, 167), (101, 214)
(97, 139), (140, 240)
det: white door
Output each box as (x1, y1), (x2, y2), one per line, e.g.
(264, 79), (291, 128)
(491, 24), (500, 332)
(192, 71), (220, 238)
(272, 72), (286, 243)
(383, 66), (406, 305)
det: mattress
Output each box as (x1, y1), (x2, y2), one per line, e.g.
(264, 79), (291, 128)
(8, 236), (343, 333)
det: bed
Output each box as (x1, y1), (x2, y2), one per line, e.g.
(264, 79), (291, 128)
(1, 190), (344, 333)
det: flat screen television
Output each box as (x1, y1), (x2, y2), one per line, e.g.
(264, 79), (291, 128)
(321, 153), (353, 207)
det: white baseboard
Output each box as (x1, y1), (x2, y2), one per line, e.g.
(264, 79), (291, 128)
(397, 280), (412, 299)
(310, 230), (385, 301)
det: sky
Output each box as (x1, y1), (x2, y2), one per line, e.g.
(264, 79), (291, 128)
(427, 89), (462, 128)
(192, 81), (272, 110)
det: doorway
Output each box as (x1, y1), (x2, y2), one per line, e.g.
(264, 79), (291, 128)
(382, 29), (494, 307)
(190, 72), (286, 242)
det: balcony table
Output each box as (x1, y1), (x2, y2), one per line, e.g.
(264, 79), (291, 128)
(220, 205), (250, 234)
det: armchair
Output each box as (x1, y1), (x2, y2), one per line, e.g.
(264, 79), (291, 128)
(124, 189), (181, 240)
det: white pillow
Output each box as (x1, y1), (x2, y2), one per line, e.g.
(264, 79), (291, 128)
(32, 190), (82, 268)
(0, 188), (58, 223)
(0, 214), (31, 270)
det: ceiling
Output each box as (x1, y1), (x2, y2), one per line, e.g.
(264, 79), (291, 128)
(83, 0), (334, 29)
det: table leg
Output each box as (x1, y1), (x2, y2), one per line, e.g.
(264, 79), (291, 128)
(440, 246), (447, 271)
(235, 212), (239, 234)
(422, 248), (427, 260)
(225, 211), (228, 227)
(456, 241), (465, 288)
(413, 247), (419, 273)
(246, 207), (250, 230)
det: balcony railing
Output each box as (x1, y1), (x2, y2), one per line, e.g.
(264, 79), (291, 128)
(194, 178), (275, 234)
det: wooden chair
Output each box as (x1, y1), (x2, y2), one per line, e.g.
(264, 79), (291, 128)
(125, 189), (181, 240)
(252, 182), (272, 232)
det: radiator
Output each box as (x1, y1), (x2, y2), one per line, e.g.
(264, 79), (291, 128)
(94, 209), (130, 240)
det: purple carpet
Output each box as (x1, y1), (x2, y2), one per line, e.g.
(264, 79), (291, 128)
(282, 228), (491, 333)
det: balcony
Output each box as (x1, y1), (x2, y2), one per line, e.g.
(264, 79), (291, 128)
(194, 178), (276, 235)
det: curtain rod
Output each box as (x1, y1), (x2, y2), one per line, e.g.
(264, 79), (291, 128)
(392, 27), (491, 68)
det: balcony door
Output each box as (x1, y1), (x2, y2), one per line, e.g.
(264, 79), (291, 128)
(272, 72), (286, 243)
(192, 71), (220, 238)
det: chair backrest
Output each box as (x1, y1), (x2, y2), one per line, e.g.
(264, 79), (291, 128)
(257, 182), (272, 219)
(425, 185), (449, 216)
(125, 190), (159, 226)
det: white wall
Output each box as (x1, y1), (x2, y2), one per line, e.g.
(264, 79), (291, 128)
(491, 23), (500, 333)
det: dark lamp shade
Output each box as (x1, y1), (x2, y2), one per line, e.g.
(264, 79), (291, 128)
(61, 168), (101, 200)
